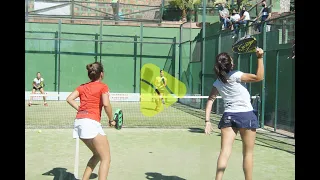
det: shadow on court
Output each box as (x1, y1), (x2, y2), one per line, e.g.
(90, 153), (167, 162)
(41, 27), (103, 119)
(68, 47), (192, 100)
(145, 172), (186, 180)
(42, 167), (98, 180)
(188, 127), (204, 133)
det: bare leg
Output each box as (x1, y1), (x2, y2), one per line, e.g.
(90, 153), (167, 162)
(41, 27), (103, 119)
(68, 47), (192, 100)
(92, 134), (111, 180)
(81, 139), (100, 180)
(239, 128), (256, 180)
(155, 89), (161, 111)
(40, 88), (47, 105)
(29, 89), (36, 106)
(215, 127), (238, 180)
(160, 92), (165, 104)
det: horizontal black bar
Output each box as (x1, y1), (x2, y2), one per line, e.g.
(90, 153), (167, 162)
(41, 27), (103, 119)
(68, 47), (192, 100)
(25, 37), (176, 44)
(25, 31), (173, 40)
(25, 31), (56, 34)
(27, 14), (161, 23)
(25, 50), (172, 59)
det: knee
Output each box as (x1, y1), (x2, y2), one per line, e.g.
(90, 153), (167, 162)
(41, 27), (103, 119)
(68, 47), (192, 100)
(100, 154), (111, 164)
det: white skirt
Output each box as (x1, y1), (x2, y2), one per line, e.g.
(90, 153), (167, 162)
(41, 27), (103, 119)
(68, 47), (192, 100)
(73, 118), (106, 139)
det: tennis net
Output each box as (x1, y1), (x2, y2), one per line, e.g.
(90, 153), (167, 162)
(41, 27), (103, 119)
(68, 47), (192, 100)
(25, 93), (260, 129)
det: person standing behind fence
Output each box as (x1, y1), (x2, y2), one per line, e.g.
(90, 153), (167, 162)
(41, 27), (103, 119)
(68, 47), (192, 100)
(66, 62), (116, 180)
(111, 0), (119, 21)
(256, 0), (271, 32)
(204, 48), (264, 180)
(28, 72), (47, 106)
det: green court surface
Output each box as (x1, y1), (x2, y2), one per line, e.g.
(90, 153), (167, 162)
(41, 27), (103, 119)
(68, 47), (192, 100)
(26, 100), (294, 180)
(25, 128), (294, 180)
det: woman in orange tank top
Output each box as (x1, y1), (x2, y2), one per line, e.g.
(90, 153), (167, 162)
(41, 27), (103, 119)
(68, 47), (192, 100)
(67, 62), (115, 180)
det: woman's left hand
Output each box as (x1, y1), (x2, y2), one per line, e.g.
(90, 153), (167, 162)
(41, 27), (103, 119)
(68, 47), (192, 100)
(205, 122), (213, 135)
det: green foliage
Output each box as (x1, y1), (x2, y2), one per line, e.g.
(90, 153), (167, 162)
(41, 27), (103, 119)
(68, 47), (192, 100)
(169, 0), (201, 11)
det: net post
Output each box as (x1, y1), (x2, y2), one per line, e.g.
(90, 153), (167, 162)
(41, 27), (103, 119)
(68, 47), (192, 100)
(133, 35), (138, 93)
(99, 20), (103, 63)
(274, 50), (279, 132)
(58, 19), (62, 99)
(54, 31), (59, 92)
(94, 33), (98, 62)
(73, 137), (79, 179)
(260, 21), (267, 128)
(200, 0), (206, 109)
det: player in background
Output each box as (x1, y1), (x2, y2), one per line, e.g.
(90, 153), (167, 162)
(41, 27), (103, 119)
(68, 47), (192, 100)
(28, 72), (47, 106)
(154, 70), (167, 111)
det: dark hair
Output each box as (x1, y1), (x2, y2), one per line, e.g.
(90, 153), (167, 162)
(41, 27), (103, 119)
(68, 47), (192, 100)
(214, 53), (233, 84)
(240, 10), (245, 17)
(160, 70), (163, 73)
(86, 62), (104, 81)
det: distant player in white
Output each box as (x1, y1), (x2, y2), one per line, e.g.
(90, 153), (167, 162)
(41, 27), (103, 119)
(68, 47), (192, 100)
(28, 72), (47, 106)
(204, 48), (264, 180)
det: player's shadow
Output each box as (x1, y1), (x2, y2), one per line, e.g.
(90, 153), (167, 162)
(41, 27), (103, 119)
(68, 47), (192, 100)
(42, 167), (98, 180)
(188, 127), (204, 133)
(145, 172), (186, 180)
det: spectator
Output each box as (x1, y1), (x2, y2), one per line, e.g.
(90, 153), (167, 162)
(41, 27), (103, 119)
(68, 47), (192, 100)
(218, 3), (230, 30)
(230, 9), (240, 33)
(256, 0), (271, 32)
(232, 6), (251, 38)
(111, 0), (119, 21)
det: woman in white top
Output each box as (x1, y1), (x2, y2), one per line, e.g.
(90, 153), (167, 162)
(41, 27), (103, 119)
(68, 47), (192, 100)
(28, 72), (47, 106)
(233, 6), (251, 38)
(205, 48), (264, 180)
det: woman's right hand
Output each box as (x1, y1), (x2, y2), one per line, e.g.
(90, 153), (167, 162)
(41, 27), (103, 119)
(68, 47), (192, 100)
(256, 48), (264, 58)
(109, 120), (116, 127)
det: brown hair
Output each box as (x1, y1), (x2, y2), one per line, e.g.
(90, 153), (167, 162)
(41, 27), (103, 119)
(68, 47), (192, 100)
(214, 52), (233, 84)
(86, 62), (104, 81)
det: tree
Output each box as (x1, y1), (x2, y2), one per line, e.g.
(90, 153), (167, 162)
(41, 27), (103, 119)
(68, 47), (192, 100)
(169, 0), (201, 21)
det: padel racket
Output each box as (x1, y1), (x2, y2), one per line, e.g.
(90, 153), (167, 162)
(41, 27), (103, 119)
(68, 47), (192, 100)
(113, 109), (123, 130)
(232, 36), (258, 54)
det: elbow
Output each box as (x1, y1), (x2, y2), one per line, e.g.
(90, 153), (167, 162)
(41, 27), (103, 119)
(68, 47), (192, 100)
(103, 102), (110, 108)
(255, 77), (264, 82)
(66, 97), (72, 104)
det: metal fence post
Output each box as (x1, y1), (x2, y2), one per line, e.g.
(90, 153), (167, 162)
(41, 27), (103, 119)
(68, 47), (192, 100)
(260, 22), (267, 128)
(58, 19), (62, 97)
(99, 20), (103, 63)
(274, 50), (279, 132)
(139, 23), (143, 93)
(201, 0), (206, 109)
